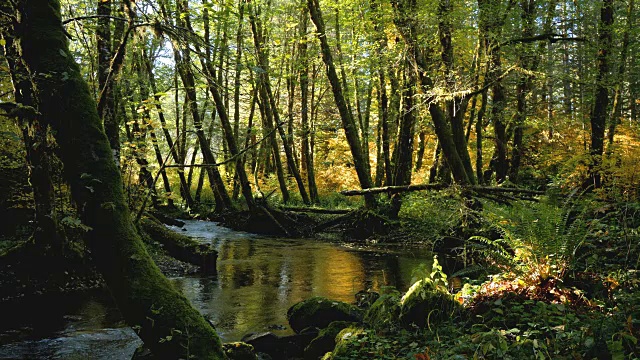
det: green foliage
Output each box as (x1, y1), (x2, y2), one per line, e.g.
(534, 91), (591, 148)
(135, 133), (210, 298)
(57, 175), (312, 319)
(398, 192), (466, 243)
(477, 195), (596, 277)
(363, 287), (402, 329)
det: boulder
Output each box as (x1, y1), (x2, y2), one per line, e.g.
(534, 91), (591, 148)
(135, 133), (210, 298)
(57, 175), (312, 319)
(223, 342), (257, 360)
(241, 331), (318, 359)
(287, 297), (363, 333)
(304, 321), (355, 360)
(325, 326), (365, 359)
(399, 279), (462, 328)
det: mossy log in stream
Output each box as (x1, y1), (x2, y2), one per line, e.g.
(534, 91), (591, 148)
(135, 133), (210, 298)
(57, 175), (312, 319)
(139, 217), (216, 273)
(15, 1), (224, 358)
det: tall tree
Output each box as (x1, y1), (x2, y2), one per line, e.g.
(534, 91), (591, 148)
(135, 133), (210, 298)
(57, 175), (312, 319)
(589, 0), (614, 188)
(13, 0), (225, 357)
(392, 0), (475, 185)
(307, 0), (378, 208)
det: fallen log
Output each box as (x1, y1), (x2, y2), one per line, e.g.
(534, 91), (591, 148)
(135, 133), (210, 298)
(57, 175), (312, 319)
(139, 218), (216, 274)
(280, 206), (351, 214)
(340, 184), (448, 196)
(340, 184), (544, 197)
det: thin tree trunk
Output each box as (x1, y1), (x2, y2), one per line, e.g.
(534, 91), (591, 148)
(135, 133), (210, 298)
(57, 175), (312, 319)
(393, 0), (473, 185)
(509, 0), (536, 183)
(307, 0), (377, 208)
(249, 5), (310, 204)
(606, 0), (634, 150)
(298, 2), (319, 203)
(166, 0), (232, 212)
(589, 0), (614, 188)
(390, 65), (417, 217)
(142, 51), (194, 208)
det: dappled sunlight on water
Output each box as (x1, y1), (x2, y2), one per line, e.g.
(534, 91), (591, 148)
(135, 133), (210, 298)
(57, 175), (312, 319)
(169, 220), (432, 341)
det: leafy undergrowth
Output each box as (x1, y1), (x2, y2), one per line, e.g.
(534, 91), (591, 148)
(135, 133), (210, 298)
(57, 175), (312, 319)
(329, 273), (640, 359)
(327, 197), (640, 359)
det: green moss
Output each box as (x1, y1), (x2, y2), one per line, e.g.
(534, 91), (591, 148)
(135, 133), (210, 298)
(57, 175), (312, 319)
(363, 293), (401, 329)
(223, 342), (257, 360)
(287, 297), (363, 333)
(327, 327), (365, 359)
(17, 1), (224, 358)
(305, 321), (356, 360)
(399, 279), (461, 328)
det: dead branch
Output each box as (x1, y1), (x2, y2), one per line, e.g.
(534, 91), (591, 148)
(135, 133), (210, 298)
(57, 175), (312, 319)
(281, 206), (351, 214)
(340, 183), (544, 198)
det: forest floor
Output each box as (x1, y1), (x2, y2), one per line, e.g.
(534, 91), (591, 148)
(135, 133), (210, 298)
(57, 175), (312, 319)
(1, 193), (639, 359)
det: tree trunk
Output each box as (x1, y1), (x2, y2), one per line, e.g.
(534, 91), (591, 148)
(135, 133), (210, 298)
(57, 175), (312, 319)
(96, 0), (120, 167)
(307, 0), (377, 208)
(509, 0), (536, 183)
(298, 2), (319, 203)
(606, 0), (634, 151)
(15, 1), (224, 357)
(589, 0), (614, 188)
(392, 0), (473, 185)
(390, 66), (417, 217)
(142, 52), (194, 208)
(249, 5), (310, 204)
(3, 32), (62, 247)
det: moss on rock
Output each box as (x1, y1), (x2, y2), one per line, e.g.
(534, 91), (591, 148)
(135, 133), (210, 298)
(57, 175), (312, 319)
(399, 279), (462, 328)
(304, 321), (356, 360)
(363, 292), (402, 329)
(326, 326), (365, 359)
(287, 297), (364, 333)
(223, 342), (257, 360)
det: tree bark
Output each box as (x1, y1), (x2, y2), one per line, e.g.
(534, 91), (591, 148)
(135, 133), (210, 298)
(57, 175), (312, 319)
(15, 1), (224, 357)
(298, 2), (319, 203)
(249, 4), (310, 204)
(589, 0), (614, 188)
(307, 0), (377, 208)
(606, 0), (634, 151)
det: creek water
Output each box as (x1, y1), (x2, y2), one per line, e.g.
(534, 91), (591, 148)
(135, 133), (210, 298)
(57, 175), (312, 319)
(0, 219), (432, 359)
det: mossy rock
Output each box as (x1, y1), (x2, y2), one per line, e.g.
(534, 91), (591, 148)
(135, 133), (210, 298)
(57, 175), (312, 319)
(304, 321), (356, 360)
(223, 342), (257, 360)
(399, 279), (462, 328)
(363, 293), (401, 329)
(326, 327), (365, 359)
(287, 297), (364, 333)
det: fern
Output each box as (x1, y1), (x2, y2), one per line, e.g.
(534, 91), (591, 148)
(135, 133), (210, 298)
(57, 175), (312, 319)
(478, 191), (597, 277)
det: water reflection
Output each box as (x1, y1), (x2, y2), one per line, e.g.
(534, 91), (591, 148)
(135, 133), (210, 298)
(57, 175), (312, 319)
(170, 220), (432, 341)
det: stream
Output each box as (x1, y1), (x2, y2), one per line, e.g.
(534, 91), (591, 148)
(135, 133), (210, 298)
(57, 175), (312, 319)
(0, 219), (433, 359)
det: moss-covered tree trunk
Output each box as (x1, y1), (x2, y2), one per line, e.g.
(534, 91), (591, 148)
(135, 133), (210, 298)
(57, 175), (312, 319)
(15, 1), (225, 358)
(3, 29), (62, 248)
